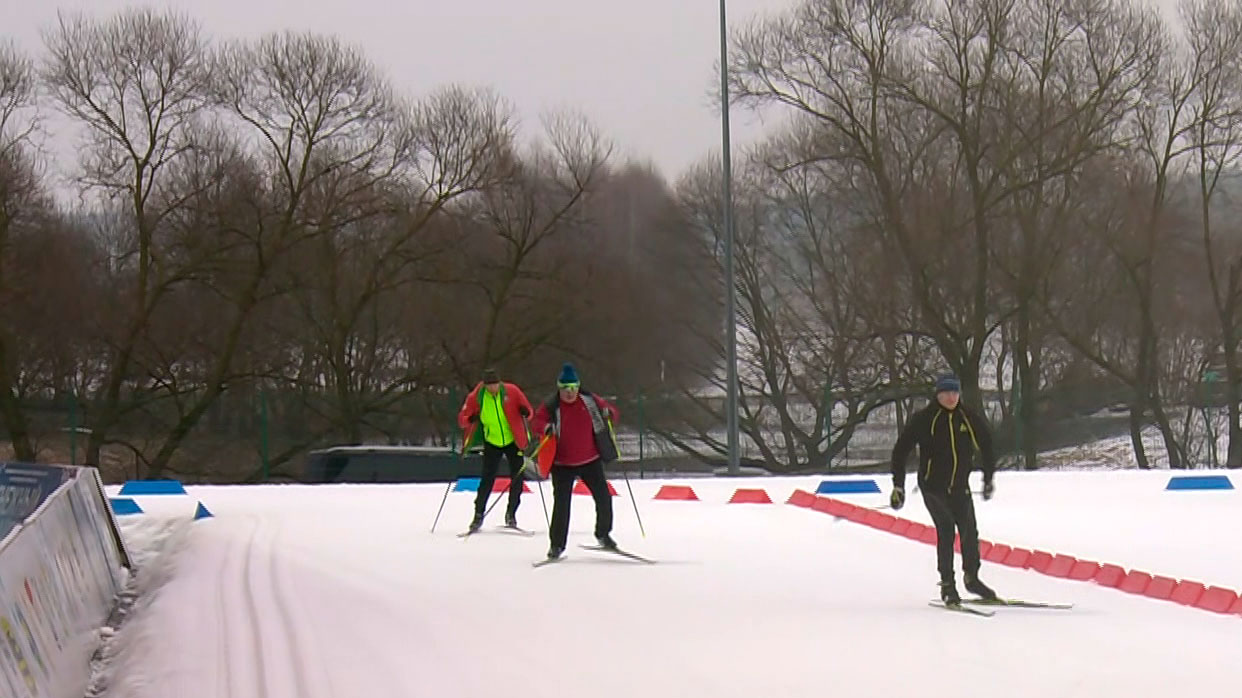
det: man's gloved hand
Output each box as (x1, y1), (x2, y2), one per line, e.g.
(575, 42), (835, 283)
(468, 414), (478, 424)
(890, 486), (905, 511)
(544, 423), (555, 435)
(982, 480), (995, 501)
(519, 406), (531, 418)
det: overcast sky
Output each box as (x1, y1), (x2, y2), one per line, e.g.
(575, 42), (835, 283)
(2, 0), (1184, 190)
(2, 0), (807, 187)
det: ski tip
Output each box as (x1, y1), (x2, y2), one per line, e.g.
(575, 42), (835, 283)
(928, 600), (994, 616)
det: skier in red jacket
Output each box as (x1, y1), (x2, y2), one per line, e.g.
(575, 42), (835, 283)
(529, 363), (620, 560)
(457, 368), (534, 532)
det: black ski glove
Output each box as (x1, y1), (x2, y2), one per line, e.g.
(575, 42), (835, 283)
(890, 486), (905, 511)
(982, 480), (994, 501)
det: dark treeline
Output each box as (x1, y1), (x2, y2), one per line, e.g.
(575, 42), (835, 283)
(2, 0), (1241, 480)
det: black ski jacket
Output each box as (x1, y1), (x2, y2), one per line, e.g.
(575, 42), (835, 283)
(891, 401), (995, 493)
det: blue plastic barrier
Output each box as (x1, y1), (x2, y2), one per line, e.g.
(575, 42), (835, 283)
(1165, 475), (1233, 491)
(816, 479), (881, 494)
(118, 479), (187, 495)
(193, 502), (213, 520)
(109, 498), (144, 515)
(453, 478), (480, 492)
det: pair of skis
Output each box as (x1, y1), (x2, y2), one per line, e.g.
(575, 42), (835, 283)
(929, 597), (1074, 617)
(457, 525), (538, 538)
(532, 544), (657, 568)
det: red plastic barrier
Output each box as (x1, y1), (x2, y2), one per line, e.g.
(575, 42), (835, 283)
(1027, 551), (1054, 574)
(1120, 570), (1154, 595)
(654, 485), (699, 501)
(901, 522), (930, 541)
(1196, 587), (1239, 614)
(785, 490), (815, 507)
(1045, 554), (1077, 578)
(492, 478), (532, 493)
(826, 499), (854, 517)
(573, 480), (617, 496)
(790, 494), (1242, 621)
(729, 488), (772, 504)
(1069, 560), (1100, 581)
(1002, 548), (1032, 568)
(1095, 564), (1127, 588)
(1170, 581), (1206, 607)
(1143, 576), (1177, 600)
(811, 497), (837, 515)
(984, 543), (1012, 563)
(843, 506), (869, 523)
(863, 510), (896, 531)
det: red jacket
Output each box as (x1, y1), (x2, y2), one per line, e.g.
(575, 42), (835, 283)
(531, 392), (619, 471)
(457, 382), (534, 450)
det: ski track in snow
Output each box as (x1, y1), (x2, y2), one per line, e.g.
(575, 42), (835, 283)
(92, 474), (1242, 698)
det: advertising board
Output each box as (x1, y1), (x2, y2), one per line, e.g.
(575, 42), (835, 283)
(0, 465), (130, 698)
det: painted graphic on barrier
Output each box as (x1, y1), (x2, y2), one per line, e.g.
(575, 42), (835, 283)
(0, 614), (37, 694)
(0, 464), (71, 542)
(0, 467), (130, 698)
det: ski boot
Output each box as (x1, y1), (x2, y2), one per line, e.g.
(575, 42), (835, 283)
(504, 511), (518, 529)
(595, 534), (618, 551)
(547, 546), (564, 560)
(940, 580), (962, 606)
(468, 512), (483, 534)
(965, 574), (998, 601)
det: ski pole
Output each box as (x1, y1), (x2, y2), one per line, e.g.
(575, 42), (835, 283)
(432, 426), (472, 533)
(524, 429), (553, 528)
(430, 479), (453, 533)
(481, 435), (550, 521)
(608, 419), (645, 538)
(621, 467), (645, 538)
(536, 477), (549, 528)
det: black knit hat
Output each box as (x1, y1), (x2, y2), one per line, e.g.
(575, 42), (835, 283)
(482, 368), (500, 384)
(935, 374), (961, 393)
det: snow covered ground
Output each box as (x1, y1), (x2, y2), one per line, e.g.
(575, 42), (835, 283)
(93, 472), (1241, 698)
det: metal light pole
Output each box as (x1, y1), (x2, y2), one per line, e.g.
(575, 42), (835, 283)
(720, 0), (740, 476)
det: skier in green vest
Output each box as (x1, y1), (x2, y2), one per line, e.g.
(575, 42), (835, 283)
(457, 368), (535, 532)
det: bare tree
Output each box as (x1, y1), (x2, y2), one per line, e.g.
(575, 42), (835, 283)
(728, 0), (996, 405)
(669, 124), (933, 472)
(439, 111), (611, 383)
(1183, 0), (1242, 467)
(213, 33), (518, 459)
(0, 40), (40, 461)
(210, 30), (406, 460)
(987, 0), (1159, 468)
(41, 8), (213, 470)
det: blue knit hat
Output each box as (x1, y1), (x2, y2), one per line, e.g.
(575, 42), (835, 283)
(935, 374), (961, 393)
(557, 362), (580, 387)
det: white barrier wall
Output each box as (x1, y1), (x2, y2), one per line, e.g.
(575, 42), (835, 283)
(0, 466), (130, 698)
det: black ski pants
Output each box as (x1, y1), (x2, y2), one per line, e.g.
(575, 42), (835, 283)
(922, 488), (981, 585)
(548, 459), (613, 550)
(474, 442), (525, 518)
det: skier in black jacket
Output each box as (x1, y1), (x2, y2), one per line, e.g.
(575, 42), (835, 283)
(891, 374), (999, 606)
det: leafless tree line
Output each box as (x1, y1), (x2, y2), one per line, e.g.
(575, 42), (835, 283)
(666, 0), (1242, 472)
(5, 2), (1242, 479)
(0, 9), (716, 479)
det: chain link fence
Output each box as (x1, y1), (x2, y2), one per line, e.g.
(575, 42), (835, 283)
(2, 372), (1235, 484)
